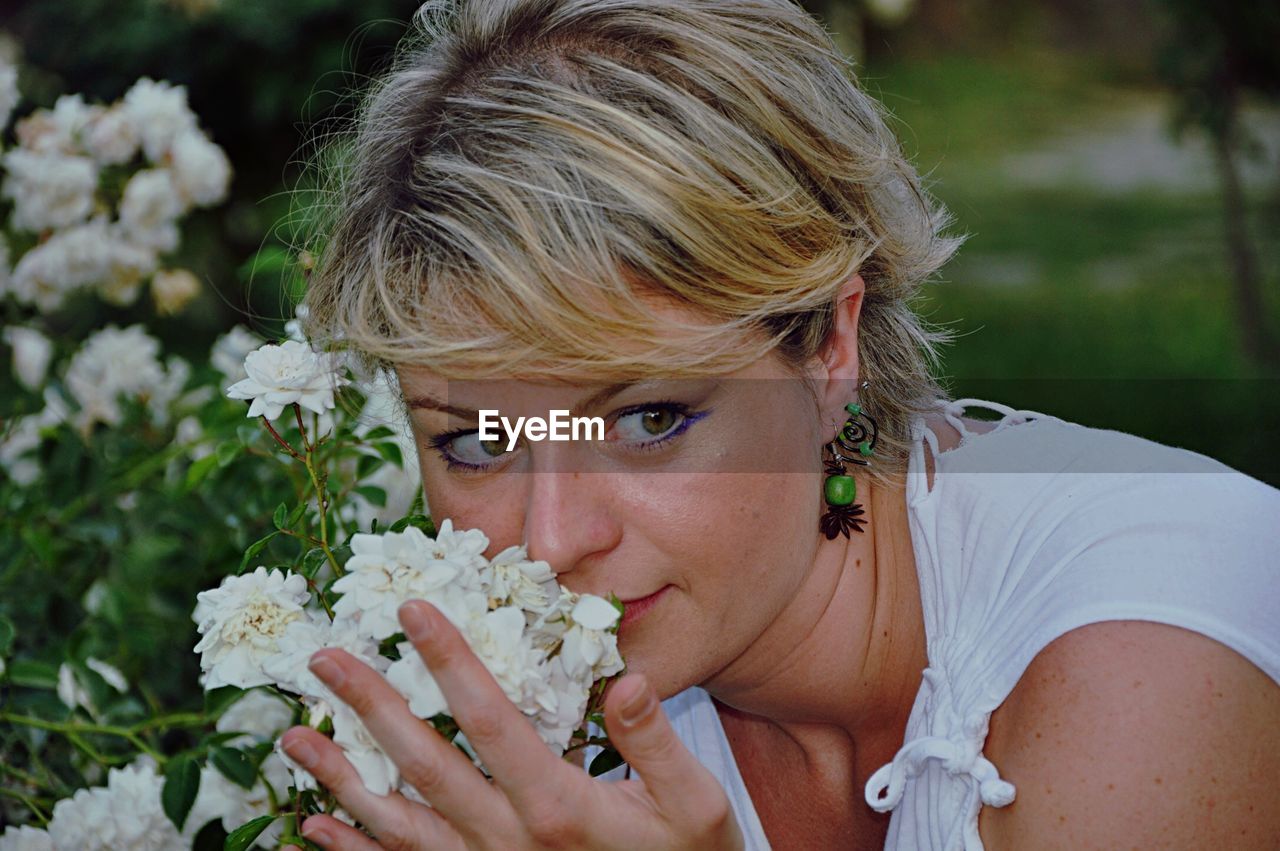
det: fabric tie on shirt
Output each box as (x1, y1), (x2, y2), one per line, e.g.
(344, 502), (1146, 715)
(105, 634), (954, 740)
(864, 668), (1017, 814)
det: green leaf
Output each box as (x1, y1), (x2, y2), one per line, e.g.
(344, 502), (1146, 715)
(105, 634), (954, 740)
(185, 453), (221, 491)
(362, 425), (395, 441)
(239, 532), (279, 573)
(588, 746), (626, 777)
(0, 615), (15, 657)
(354, 485), (386, 508)
(7, 659), (58, 689)
(162, 753), (202, 831)
(287, 503), (307, 527)
(210, 746), (258, 789)
(272, 503), (289, 530)
(373, 441), (403, 467)
(204, 686), (246, 717)
(216, 441), (241, 468)
(223, 814), (278, 851)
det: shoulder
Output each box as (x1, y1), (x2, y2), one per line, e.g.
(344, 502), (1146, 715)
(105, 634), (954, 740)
(979, 619), (1280, 849)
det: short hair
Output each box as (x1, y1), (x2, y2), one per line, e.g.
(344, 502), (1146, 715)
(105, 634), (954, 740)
(301, 0), (959, 479)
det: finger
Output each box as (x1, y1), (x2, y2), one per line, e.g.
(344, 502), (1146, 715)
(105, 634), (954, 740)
(307, 648), (507, 825)
(605, 674), (734, 831)
(398, 601), (579, 817)
(301, 813), (468, 851)
(297, 815), (382, 851)
(280, 726), (455, 848)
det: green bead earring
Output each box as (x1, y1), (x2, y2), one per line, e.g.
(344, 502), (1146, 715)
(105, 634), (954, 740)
(820, 384), (878, 540)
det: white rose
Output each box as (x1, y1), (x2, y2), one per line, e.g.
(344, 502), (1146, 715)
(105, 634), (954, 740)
(0, 825), (53, 851)
(82, 106), (140, 165)
(210, 325), (264, 384)
(170, 129), (231, 207)
(0, 148), (98, 232)
(150, 267), (201, 314)
(47, 763), (182, 851)
(118, 168), (183, 251)
(225, 340), (350, 421)
(122, 78), (198, 162)
(2, 326), (53, 391)
(192, 567), (311, 689)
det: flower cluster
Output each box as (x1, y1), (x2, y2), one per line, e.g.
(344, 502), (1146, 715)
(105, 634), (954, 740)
(193, 520), (624, 797)
(0, 77), (230, 313)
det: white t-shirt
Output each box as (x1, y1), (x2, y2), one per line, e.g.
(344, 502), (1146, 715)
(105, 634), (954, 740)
(595, 398), (1280, 850)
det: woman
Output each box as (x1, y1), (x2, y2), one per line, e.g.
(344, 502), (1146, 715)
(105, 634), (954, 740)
(279, 0), (1280, 847)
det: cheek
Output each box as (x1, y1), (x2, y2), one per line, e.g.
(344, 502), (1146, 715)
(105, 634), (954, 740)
(419, 467), (528, 557)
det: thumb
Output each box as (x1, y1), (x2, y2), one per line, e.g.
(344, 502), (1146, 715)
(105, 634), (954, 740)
(605, 674), (726, 824)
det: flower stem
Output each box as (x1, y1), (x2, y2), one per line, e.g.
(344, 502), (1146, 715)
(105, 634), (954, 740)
(0, 712), (190, 766)
(263, 418), (305, 462)
(296, 404), (343, 579)
(0, 786), (51, 825)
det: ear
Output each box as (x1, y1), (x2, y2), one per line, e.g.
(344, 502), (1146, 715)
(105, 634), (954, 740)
(814, 274), (865, 429)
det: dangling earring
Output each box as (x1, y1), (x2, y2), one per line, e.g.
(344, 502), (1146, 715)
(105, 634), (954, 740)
(820, 382), (877, 540)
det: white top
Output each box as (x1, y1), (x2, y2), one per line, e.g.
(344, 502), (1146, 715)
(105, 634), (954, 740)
(594, 398), (1280, 850)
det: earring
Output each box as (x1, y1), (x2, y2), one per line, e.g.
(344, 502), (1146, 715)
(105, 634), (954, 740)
(820, 383), (877, 540)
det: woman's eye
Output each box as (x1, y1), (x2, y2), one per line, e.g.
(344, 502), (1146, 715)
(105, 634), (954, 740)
(613, 406), (686, 443)
(439, 431), (509, 466)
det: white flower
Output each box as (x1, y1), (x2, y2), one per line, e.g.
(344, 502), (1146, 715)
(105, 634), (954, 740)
(118, 168), (183, 251)
(486, 545), (556, 611)
(559, 595), (624, 681)
(8, 218), (155, 312)
(170, 130), (231, 207)
(56, 663), (92, 714)
(331, 704), (399, 796)
(14, 94), (101, 154)
(330, 522), (488, 641)
(211, 325), (264, 384)
(122, 78), (197, 162)
(0, 825), (53, 851)
(0, 59), (18, 134)
(150, 267), (200, 314)
(260, 613), (384, 723)
(63, 324), (169, 431)
(225, 340), (350, 421)
(215, 689), (294, 742)
(385, 643), (449, 719)
(0, 149), (98, 232)
(192, 567), (310, 689)
(82, 106), (140, 166)
(0, 390), (67, 485)
(86, 657), (129, 693)
(47, 762), (182, 851)
(2, 326), (53, 391)
(186, 755), (288, 844)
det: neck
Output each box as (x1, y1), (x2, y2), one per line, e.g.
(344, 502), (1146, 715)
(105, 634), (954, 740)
(701, 476), (928, 747)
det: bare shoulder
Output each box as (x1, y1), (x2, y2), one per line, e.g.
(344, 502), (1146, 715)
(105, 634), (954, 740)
(979, 619), (1280, 849)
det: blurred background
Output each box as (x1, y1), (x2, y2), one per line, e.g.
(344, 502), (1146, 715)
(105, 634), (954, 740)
(3, 0), (1278, 480)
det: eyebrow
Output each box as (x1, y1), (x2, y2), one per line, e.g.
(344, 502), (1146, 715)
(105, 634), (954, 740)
(404, 381), (635, 419)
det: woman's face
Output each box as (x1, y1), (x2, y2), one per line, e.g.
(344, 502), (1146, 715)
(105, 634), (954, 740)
(395, 312), (856, 698)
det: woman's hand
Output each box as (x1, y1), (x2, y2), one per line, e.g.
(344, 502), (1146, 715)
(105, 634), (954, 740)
(278, 599), (744, 850)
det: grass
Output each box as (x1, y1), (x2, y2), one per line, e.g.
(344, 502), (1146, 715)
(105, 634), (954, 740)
(862, 48), (1280, 483)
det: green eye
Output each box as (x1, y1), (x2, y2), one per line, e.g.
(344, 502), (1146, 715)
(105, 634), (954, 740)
(480, 437), (506, 457)
(640, 409), (676, 436)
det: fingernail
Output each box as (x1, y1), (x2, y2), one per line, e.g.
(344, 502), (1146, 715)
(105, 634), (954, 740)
(309, 653), (345, 688)
(283, 736), (317, 768)
(619, 685), (656, 725)
(301, 821), (332, 844)
(400, 603), (433, 641)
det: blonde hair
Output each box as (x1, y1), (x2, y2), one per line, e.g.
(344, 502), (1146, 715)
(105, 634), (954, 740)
(302, 0), (959, 479)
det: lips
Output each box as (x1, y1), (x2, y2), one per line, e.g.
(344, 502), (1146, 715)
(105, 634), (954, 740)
(619, 585), (671, 629)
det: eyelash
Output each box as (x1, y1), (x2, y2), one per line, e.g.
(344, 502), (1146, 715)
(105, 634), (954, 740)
(427, 401), (708, 473)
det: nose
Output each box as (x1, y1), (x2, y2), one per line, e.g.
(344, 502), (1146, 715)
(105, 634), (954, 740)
(521, 470), (622, 578)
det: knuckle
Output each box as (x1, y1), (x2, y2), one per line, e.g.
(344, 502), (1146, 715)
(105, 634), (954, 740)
(524, 803), (582, 849)
(399, 755), (446, 795)
(457, 704), (505, 746)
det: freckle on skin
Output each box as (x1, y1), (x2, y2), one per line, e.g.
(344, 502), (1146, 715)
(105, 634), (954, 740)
(1154, 777), (1163, 785)
(1106, 783), (1115, 791)
(1132, 679), (1142, 689)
